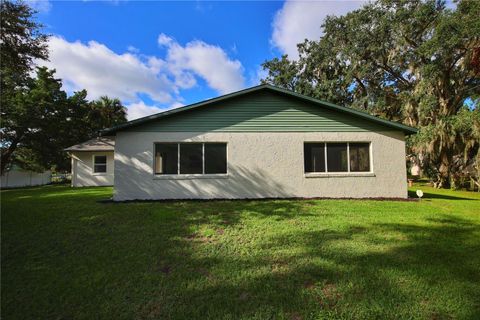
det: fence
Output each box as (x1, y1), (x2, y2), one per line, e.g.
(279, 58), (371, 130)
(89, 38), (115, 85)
(1, 170), (52, 189)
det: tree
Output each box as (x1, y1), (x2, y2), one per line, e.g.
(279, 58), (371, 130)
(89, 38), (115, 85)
(0, 0), (49, 173)
(0, 1), (128, 173)
(0, 0), (48, 86)
(2, 67), (128, 172)
(1, 67), (68, 172)
(89, 96), (127, 130)
(262, 0), (480, 188)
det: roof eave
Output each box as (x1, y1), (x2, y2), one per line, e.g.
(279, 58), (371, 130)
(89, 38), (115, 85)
(64, 148), (114, 152)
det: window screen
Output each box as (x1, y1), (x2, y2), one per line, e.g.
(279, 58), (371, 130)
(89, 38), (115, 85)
(155, 144), (178, 174)
(326, 143), (348, 172)
(155, 142), (227, 175)
(93, 155), (107, 173)
(304, 143), (325, 173)
(204, 143), (227, 174)
(179, 143), (203, 174)
(349, 143), (370, 172)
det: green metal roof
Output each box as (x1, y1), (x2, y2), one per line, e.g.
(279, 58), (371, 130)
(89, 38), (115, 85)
(100, 84), (418, 135)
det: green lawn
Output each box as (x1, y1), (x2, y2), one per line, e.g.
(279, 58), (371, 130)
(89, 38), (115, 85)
(2, 185), (479, 319)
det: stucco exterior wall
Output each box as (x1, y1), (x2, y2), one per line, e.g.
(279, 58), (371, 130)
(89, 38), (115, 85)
(113, 131), (408, 200)
(71, 151), (114, 187)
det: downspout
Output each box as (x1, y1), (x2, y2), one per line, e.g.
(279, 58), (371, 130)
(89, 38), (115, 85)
(67, 152), (75, 187)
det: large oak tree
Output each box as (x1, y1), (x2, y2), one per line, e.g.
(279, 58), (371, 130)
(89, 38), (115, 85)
(1, 0), (49, 173)
(262, 0), (480, 188)
(1, 1), (127, 173)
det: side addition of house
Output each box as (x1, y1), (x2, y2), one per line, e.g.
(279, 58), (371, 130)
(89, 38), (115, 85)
(65, 136), (115, 187)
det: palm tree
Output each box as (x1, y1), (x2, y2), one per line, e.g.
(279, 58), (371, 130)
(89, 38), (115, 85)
(90, 96), (127, 129)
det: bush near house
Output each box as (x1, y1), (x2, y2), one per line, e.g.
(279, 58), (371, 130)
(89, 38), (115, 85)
(1, 185), (479, 319)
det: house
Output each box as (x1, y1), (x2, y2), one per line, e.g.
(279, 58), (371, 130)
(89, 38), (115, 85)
(67, 84), (417, 200)
(64, 136), (115, 187)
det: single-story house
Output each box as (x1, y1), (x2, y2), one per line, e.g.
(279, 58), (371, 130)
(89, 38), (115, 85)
(66, 84), (417, 200)
(65, 136), (115, 187)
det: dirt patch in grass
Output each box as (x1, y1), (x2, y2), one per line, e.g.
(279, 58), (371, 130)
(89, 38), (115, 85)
(184, 232), (213, 243)
(103, 196), (419, 204)
(430, 311), (453, 320)
(159, 265), (172, 274)
(156, 259), (173, 274)
(289, 311), (303, 320)
(303, 280), (316, 290)
(318, 283), (342, 309)
(195, 267), (215, 280)
(185, 232), (198, 240)
(139, 300), (163, 319)
(271, 259), (290, 274)
(238, 292), (249, 301)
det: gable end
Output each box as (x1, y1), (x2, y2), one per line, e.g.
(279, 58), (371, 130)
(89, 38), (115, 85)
(101, 85), (417, 135)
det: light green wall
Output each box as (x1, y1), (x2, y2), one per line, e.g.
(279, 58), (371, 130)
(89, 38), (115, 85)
(129, 90), (391, 132)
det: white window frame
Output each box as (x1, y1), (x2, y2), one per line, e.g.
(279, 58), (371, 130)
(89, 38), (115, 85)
(92, 154), (107, 175)
(304, 141), (374, 178)
(153, 142), (229, 180)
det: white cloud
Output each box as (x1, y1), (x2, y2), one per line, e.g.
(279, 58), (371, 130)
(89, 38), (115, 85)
(159, 33), (246, 94)
(272, 0), (367, 59)
(230, 43), (238, 55)
(42, 34), (245, 100)
(170, 101), (185, 109)
(157, 33), (174, 46)
(250, 66), (268, 86)
(127, 45), (139, 53)
(126, 101), (165, 120)
(40, 35), (245, 120)
(126, 101), (184, 120)
(43, 36), (174, 104)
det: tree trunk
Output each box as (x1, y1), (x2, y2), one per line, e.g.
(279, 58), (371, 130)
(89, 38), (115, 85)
(0, 138), (20, 175)
(436, 148), (452, 189)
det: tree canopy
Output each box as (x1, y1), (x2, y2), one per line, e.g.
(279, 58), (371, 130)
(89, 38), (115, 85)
(262, 0), (480, 188)
(0, 1), (127, 173)
(0, 0), (48, 88)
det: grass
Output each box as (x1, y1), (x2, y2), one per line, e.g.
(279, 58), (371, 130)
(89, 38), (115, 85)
(1, 184), (479, 320)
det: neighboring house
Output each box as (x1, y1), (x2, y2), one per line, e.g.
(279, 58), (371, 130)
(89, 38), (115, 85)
(65, 137), (115, 187)
(0, 166), (51, 188)
(69, 85), (417, 200)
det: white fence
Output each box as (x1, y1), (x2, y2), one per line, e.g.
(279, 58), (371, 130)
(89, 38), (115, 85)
(1, 170), (52, 189)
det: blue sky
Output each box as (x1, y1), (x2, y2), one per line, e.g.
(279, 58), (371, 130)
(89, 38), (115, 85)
(30, 0), (369, 119)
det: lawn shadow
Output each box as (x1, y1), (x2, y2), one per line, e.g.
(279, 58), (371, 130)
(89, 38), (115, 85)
(407, 190), (476, 200)
(139, 210), (480, 319)
(4, 186), (480, 319)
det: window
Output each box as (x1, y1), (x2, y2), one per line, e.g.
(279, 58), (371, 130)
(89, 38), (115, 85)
(205, 143), (227, 174)
(93, 155), (107, 173)
(154, 143), (227, 175)
(304, 143), (325, 173)
(155, 144), (178, 174)
(349, 143), (370, 172)
(304, 142), (370, 173)
(180, 144), (203, 174)
(327, 143), (348, 172)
